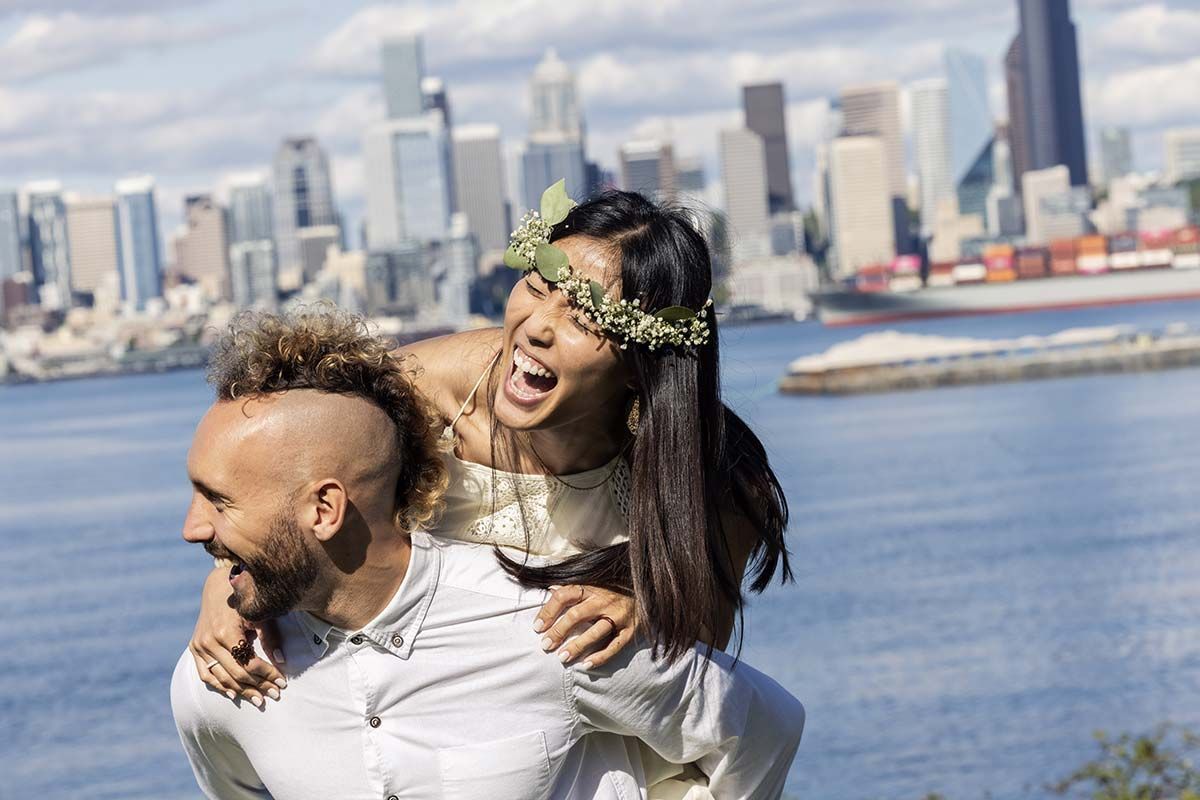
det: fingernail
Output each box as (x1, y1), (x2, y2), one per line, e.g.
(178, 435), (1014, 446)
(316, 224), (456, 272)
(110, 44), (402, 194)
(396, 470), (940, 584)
(582, 661), (594, 671)
(532, 619), (546, 633)
(225, 690), (236, 700)
(267, 688), (280, 701)
(274, 678), (287, 689)
(273, 649), (286, 664)
(558, 650), (571, 663)
(541, 637), (553, 651)
(250, 696), (263, 708)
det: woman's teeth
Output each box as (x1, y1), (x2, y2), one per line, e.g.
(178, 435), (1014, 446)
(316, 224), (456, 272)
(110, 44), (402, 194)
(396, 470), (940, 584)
(513, 348), (555, 379)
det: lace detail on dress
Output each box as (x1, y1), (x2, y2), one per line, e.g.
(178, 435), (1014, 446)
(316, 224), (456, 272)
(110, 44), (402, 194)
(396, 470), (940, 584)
(462, 470), (567, 551)
(607, 460), (632, 522)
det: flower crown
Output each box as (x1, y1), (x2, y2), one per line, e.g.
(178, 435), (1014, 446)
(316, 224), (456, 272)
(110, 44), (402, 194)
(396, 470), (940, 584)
(503, 180), (713, 351)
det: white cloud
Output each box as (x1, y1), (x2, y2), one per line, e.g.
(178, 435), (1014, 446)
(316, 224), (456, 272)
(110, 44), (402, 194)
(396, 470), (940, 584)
(1087, 56), (1200, 131)
(1093, 3), (1200, 62)
(0, 11), (229, 82)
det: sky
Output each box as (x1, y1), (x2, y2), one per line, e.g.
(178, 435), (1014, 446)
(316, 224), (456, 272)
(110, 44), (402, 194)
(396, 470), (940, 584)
(1, 0), (1198, 247)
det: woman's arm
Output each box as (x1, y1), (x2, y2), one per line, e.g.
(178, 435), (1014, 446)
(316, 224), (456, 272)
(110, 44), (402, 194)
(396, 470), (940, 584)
(395, 328), (503, 426)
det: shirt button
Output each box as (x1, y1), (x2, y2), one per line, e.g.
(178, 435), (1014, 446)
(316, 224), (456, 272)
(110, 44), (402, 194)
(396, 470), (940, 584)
(312, 634), (321, 645)
(369, 716), (382, 728)
(391, 634), (404, 647)
(350, 635), (364, 645)
(387, 796), (398, 800)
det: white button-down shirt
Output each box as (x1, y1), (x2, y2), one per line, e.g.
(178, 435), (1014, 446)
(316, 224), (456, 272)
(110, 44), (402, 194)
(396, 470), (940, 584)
(171, 532), (804, 799)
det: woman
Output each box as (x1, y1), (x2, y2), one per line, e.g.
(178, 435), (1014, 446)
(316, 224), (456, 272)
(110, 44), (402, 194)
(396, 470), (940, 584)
(190, 186), (792, 756)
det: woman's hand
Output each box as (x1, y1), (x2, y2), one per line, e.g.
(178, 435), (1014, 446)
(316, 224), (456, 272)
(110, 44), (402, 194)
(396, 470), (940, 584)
(189, 567), (288, 707)
(533, 584), (638, 669)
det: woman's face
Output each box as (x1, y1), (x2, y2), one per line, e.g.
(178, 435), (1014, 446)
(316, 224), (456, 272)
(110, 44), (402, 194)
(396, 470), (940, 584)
(494, 235), (633, 433)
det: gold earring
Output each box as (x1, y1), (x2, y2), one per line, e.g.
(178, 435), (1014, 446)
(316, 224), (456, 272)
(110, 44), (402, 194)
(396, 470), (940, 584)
(626, 396), (640, 435)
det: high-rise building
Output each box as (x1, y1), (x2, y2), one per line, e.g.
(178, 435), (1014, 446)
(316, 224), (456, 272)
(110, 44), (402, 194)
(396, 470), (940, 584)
(363, 113), (452, 250)
(382, 35), (426, 120)
(421, 76), (451, 127)
(1165, 128), (1200, 184)
(945, 49), (993, 187)
(1004, 35), (1031, 189)
(522, 49), (588, 212)
(229, 240), (277, 309)
(529, 49), (583, 143)
(958, 137), (997, 221)
(839, 82), (905, 198)
(1022, 165), (1086, 244)
(839, 82), (909, 252)
(719, 128), (771, 262)
(65, 196), (119, 297)
(911, 79), (955, 234)
(227, 175), (274, 245)
(0, 191), (22, 283)
(297, 225), (341, 284)
(272, 136), (338, 283)
(1007, 0), (1089, 188)
(522, 141), (588, 211)
(175, 194), (230, 300)
(27, 181), (72, 310)
(829, 136), (895, 277)
(452, 124), (509, 258)
(619, 140), (675, 200)
(115, 176), (163, 311)
(439, 214), (475, 326)
(1097, 127), (1133, 184)
(742, 82), (794, 212)
(675, 157), (706, 195)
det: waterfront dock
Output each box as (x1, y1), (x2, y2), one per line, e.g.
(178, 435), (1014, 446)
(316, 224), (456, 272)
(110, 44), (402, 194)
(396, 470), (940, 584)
(779, 324), (1200, 395)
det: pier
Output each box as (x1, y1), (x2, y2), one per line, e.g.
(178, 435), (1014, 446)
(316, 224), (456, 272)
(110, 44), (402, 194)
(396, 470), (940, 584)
(778, 325), (1200, 395)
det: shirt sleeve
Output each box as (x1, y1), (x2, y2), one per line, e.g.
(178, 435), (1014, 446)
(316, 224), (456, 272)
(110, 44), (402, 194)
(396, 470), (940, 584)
(170, 652), (273, 800)
(569, 643), (804, 800)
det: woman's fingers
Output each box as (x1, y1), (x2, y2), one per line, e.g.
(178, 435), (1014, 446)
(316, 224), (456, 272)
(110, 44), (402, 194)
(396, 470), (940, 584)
(192, 633), (285, 704)
(540, 600), (592, 652)
(554, 617), (617, 665)
(576, 627), (635, 670)
(258, 619), (287, 667)
(191, 651), (237, 700)
(533, 584), (582, 635)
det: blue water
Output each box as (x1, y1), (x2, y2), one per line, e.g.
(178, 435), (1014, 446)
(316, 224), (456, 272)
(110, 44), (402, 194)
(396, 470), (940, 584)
(4, 301), (1200, 799)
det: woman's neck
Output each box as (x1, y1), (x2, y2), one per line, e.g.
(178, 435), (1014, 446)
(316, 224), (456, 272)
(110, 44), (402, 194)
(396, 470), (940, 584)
(520, 414), (629, 476)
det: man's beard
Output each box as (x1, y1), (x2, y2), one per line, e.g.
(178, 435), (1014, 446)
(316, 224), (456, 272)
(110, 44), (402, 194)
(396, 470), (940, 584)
(209, 510), (321, 624)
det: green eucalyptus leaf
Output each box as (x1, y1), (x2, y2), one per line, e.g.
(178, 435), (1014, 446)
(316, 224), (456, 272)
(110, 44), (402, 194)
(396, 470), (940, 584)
(654, 305), (696, 322)
(503, 244), (531, 271)
(589, 280), (608, 309)
(534, 243), (568, 281)
(540, 179), (576, 225)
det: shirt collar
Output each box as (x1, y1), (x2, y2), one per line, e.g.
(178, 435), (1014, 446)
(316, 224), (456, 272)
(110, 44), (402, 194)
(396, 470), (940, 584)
(293, 531), (441, 660)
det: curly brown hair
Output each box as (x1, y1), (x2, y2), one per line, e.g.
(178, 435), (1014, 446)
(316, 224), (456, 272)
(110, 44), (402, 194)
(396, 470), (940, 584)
(205, 305), (447, 534)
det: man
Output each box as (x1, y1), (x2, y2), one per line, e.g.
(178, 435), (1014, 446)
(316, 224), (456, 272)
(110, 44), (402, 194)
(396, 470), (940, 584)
(171, 308), (804, 799)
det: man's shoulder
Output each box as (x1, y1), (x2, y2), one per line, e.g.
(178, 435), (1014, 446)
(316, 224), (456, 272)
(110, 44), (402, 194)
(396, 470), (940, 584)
(170, 649), (234, 731)
(417, 531), (550, 605)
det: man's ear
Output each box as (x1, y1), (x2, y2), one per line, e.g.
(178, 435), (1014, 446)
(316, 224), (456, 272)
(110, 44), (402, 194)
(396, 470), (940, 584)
(306, 479), (348, 542)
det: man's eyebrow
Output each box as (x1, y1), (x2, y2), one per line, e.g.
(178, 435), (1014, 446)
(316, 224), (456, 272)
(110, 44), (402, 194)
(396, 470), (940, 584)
(190, 478), (232, 503)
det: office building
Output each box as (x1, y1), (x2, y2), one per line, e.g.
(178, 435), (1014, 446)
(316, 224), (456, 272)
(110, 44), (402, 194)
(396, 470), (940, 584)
(719, 128), (771, 262)
(911, 79), (955, 234)
(452, 124), (510, 257)
(273, 136), (338, 281)
(28, 182), (72, 310)
(829, 136), (895, 277)
(363, 113), (452, 249)
(115, 176), (163, 311)
(742, 82), (794, 212)
(65, 196), (119, 297)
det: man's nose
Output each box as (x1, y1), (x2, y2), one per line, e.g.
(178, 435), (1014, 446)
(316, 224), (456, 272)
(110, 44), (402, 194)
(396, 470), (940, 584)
(181, 496), (214, 544)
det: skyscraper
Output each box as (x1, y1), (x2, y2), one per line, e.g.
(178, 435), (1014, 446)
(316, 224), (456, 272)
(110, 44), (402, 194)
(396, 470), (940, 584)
(1007, 0), (1089, 188)
(911, 79), (955, 234)
(27, 181), (72, 310)
(529, 49), (583, 142)
(1165, 128), (1200, 184)
(1022, 165), (1083, 244)
(272, 136), (338, 283)
(227, 175), (274, 245)
(1004, 35), (1031, 188)
(1097, 127), (1133, 184)
(65, 196), (119, 297)
(363, 114), (452, 250)
(839, 82), (905, 198)
(229, 241), (278, 309)
(452, 124), (510, 257)
(115, 176), (163, 311)
(742, 82), (794, 212)
(719, 128), (771, 263)
(829, 136), (895, 277)
(619, 140), (675, 200)
(421, 76), (451, 128)
(382, 35), (426, 120)
(523, 49), (589, 210)
(944, 49), (993, 187)
(0, 191), (21, 283)
(175, 194), (231, 300)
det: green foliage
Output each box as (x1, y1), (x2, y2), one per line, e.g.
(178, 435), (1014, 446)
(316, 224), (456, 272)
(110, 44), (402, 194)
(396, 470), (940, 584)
(1049, 725), (1200, 800)
(539, 178), (575, 225)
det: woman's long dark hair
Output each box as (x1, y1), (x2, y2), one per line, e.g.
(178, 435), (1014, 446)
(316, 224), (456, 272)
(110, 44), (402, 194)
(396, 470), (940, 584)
(497, 189), (791, 661)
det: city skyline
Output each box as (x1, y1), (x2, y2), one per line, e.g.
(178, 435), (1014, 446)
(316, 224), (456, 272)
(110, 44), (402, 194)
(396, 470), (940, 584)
(2, 1), (1197, 242)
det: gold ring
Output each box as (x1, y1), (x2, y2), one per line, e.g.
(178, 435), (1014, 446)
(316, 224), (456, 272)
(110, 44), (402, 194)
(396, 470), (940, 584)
(204, 658), (220, 670)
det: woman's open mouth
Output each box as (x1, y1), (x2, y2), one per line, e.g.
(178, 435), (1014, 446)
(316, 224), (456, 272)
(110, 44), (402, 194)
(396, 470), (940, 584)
(505, 345), (558, 406)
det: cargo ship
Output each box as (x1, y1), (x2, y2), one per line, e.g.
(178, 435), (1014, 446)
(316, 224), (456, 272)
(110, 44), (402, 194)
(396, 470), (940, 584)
(812, 226), (1200, 326)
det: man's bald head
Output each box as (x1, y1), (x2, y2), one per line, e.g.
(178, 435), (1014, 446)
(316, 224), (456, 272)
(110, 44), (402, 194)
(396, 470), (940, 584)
(202, 307), (447, 534)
